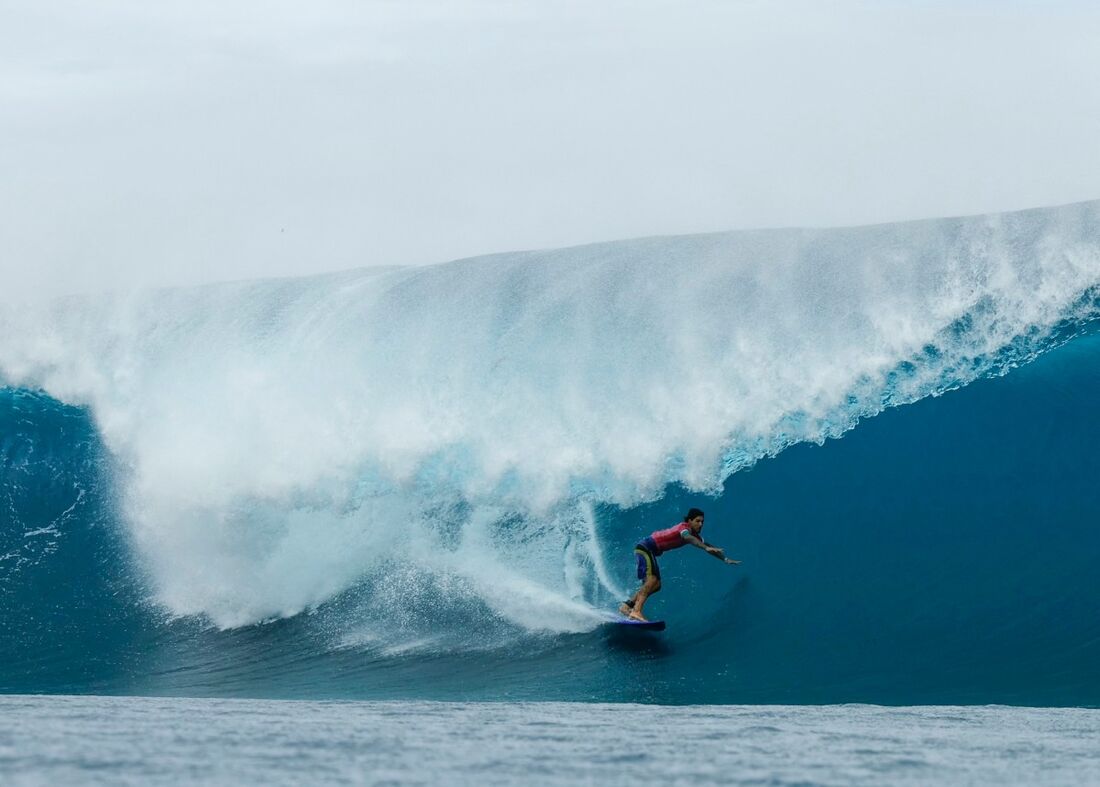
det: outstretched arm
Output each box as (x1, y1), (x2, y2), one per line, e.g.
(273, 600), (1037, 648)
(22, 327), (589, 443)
(682, 533), (741, 565)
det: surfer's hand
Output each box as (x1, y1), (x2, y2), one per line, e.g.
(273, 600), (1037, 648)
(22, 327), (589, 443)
(723, 558), (741, 565)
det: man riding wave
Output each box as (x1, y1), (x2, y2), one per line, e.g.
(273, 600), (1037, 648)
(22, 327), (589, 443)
(620, 507), (740, 622)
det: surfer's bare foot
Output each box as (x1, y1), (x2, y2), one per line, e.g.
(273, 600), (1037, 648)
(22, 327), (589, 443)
(628, 611), (648, 622)
(619, 603), (633, 616)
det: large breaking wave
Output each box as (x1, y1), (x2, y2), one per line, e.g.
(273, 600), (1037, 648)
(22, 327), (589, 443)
(2, 201), (1099, 703)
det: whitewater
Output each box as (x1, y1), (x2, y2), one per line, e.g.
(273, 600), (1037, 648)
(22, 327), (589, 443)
(2, 200), (1099, 705)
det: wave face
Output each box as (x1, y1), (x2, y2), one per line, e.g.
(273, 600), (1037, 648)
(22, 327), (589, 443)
(2, 201), (1099, 703)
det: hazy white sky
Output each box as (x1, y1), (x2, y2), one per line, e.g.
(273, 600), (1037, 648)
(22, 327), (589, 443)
(2, 0), (1099, 298)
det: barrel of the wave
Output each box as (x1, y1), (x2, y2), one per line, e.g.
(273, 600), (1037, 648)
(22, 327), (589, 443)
(611, 508), (741, 630)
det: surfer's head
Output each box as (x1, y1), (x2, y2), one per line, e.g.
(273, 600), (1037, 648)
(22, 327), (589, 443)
(685, 508), (705, 532)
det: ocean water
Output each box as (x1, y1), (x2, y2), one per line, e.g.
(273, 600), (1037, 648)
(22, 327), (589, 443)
(2, 696), (1099, 786)
(2, 201), (1100, 781)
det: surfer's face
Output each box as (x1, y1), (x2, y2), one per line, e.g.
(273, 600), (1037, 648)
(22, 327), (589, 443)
(688, 515), (703, 532)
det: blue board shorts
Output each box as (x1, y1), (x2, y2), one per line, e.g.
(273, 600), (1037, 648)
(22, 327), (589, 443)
(634, 544), (660, 582)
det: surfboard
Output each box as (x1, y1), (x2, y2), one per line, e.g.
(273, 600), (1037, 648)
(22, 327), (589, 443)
(611, 618), (666, 631)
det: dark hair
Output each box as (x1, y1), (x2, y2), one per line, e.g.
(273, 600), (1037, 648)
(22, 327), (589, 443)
(685, 508), (705, 521)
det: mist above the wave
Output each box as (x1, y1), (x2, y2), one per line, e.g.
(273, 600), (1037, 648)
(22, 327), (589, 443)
(3, 1), (1100, 300)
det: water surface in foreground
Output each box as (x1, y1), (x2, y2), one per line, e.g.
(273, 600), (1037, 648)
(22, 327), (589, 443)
(1, 696), (1098, 786)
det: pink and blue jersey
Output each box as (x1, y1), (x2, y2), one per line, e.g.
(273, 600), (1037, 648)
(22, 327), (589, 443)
(640, 522), (695, 556)
(634, 522), (696, 581)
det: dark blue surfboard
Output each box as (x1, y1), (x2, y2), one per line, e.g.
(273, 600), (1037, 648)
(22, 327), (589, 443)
(610, 618), (666, 631)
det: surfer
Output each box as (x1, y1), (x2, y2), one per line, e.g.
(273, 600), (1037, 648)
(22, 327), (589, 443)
(619, 508), (740, 622)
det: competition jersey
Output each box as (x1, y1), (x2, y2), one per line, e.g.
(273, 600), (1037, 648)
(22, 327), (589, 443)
(641, 522), (696, 556)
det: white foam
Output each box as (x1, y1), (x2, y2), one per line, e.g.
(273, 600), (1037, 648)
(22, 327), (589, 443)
(1, 203), (1098, 629)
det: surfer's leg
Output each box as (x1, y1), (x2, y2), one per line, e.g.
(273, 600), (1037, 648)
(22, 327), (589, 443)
(623, 547), (654, 615)
(620, 590), (642, 616)
(627, 546), (661, 620)
(630, 577), (660, 620)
